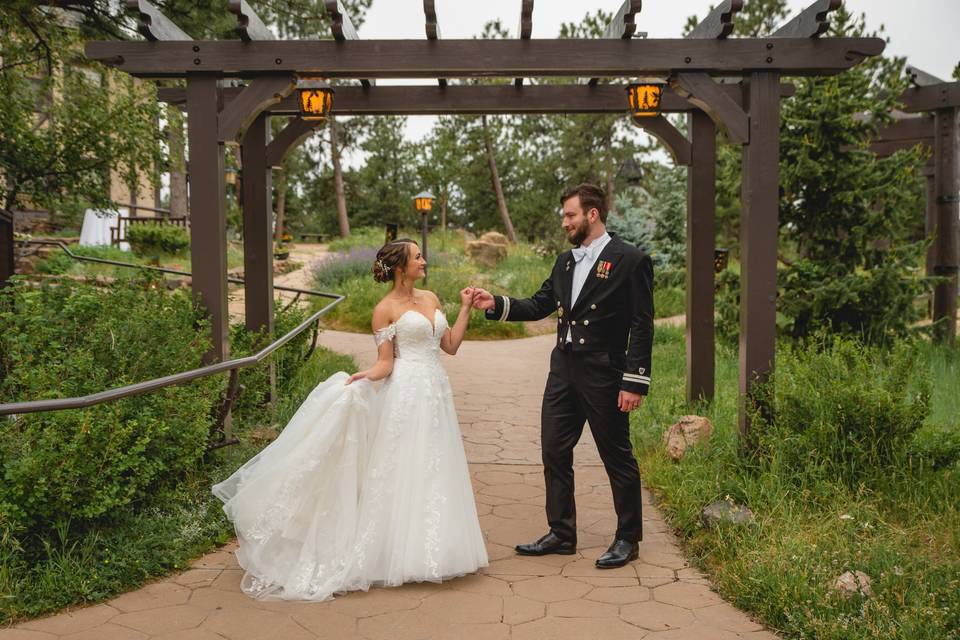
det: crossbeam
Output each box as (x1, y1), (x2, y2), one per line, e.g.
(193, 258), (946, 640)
(85, 38), (884, 78)
(515, 0), (534, 86)
(771, 0), (840, 38)
(898, 82), (960, 112)
(325, 0), (373, 88)
(229, 0), (274, 41)
(158, 82), (795, 115)
(604, 0), (644, 39)
(686, 0), (743, 39)
(126, 0), (191, 41)
(423, 0), (446, 87)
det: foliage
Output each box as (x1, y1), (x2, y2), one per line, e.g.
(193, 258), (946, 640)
(310, 246), (378, 290)
(0, 6), (163, 215)
(633, 328), (960, 640)
(125, 223), (190, 256)
(0, 275), (221, 541)
(608, 163), (687, 268)
(0, 343), (356, 623)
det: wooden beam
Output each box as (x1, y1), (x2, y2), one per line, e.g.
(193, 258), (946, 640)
(906, 65), (945, 87)
(265, 117), (322, 168)
(240, 112), (274, 334)
(229, 0), (274, 41)
(874, 116), (933, 142)
(325, 0), (374, 88)
(686, 0), (743, 40)
(738, 71), (781, 442)
(125, 0), (191, 41)
(86, 37), (885, 78)
(672, 72), (749, 144)
(515, 0), (534, 87)
(217, 74), (296, 142)
(898, 82), (960, 113)
(771, 0), (840, 38)
(632, 115), (691, 165)
(160, 82), (795, 115)
(423, 0), (446, 88)
(868, 139), (932, 158)
(603, 0), (644, 39)
(686, 110), (717, 403)
(186, 73), (230, 370)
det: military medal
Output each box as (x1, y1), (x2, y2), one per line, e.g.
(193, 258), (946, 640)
(596, 260), (612, 279)
(565, 259), (571, 271)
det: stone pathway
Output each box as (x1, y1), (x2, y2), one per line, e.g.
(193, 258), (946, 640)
(2, 329), (779, 640)
(228, 243), (329, 322)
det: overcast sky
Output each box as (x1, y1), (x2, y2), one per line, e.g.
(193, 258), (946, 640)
(342, 0), (959, 162)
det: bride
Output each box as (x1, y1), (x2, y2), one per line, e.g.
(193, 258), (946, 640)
(212, 238), (489, 601)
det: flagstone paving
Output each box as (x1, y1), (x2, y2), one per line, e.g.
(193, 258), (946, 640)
(2, 327), (779, 640)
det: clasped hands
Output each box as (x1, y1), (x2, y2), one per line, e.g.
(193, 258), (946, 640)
(461, 287), (495, 311)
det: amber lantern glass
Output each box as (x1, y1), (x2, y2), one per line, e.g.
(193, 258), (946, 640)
(627, 82), (665, 118)
(297, 79), (334, 121)
(413, 191), (435, 213)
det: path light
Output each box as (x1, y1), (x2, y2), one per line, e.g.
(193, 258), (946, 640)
(413, 191), (434, 284)
(627, 80), (665, 118)
(297, 79), (334, 121)
(714, 248), (730, 274)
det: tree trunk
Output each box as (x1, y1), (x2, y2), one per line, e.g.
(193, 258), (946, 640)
(481, 115), (517, 243)
(274, 168), (286, 243)
(330, 117), (350, 238)
(167, 104), (189, 218)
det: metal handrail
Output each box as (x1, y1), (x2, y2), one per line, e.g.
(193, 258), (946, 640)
(1, 240), (343, 416)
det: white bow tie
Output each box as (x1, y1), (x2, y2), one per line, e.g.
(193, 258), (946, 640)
(571, 246), (590, 263)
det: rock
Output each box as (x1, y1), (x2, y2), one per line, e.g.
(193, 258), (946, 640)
(700, 500), (755, 529)
(479, 231), (509, 246)
(465, 240), (507, 267)
(14, 257), (34, 275)
(662, 415), (713, 460)
(833, 571), (873, 598)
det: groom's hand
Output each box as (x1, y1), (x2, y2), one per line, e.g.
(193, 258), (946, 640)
(618, 390), (644, 413)
(472, 288), (495, 311)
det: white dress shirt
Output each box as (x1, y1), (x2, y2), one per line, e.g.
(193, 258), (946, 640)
(567, 232), (611, 343)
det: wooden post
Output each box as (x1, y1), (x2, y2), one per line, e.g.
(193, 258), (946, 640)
(421, 210), (429, 286)
(686, 110), (717, 403)
(240, 112), (274, 335)
(186, 74), (230, 369)
(738, 72), (780, 438)
(932, 107), (959, 344)
(924, 164), (936, 279)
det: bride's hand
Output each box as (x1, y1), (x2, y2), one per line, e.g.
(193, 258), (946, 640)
(345, 371), (368, 385)
(460, 287), (475, 308)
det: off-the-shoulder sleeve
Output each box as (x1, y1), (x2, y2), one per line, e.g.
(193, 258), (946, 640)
(373, 323), (396, 347)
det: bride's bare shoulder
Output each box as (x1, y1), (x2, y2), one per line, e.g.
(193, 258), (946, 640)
(372, 297), (396, 329)
(417, 288), (442, 309)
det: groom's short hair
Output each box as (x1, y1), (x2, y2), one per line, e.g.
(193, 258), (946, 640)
(560, 183), (607, 223)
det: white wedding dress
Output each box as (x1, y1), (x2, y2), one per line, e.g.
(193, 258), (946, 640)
(212, 308), (488, 601)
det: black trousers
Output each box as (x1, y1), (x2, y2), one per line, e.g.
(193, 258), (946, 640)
(541, 347), (643, 543)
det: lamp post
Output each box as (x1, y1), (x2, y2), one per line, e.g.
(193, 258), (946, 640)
(413, 191), (434, 285)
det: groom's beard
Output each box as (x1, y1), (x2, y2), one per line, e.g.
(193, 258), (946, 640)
(566, 219), (590, 246)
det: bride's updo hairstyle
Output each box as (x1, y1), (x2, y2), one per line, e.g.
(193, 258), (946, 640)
(372, 238), (418, 283)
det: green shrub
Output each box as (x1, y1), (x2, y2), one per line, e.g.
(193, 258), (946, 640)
(310, 247), (378, 290)
(751, 335), (931, 487)
(0, 275), (222, 540)
(325, 226), (387, 253)
(125, 223), (190, 256)
(35, 245), (136, 275)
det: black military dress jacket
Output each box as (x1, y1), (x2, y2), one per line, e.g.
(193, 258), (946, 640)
(485, 234), (654, 395)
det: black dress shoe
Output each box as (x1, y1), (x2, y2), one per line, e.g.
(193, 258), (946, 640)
(595, 539), (639, 568)
(515, 532), (576, 556)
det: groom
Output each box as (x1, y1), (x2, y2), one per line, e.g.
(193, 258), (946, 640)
(473, 183), (653, 568)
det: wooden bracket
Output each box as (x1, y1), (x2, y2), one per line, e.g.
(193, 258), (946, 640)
(125, 0), (191, 41)
(266, 117), (323, 168)
(771, 0), (840, 38)
(229, 0), (274, 41)
(672, 72), (749, 144)
(686, 0), (743, 40)
(219, 75), (296, 143)
(632, 115), (692, 165)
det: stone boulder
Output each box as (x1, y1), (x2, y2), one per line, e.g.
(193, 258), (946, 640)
(662, 415), (713, 460)
(700, 500), (755, 530)
(465, 240), (507, 268)
(479, 231), (509, 246)
(833, 571), (873, 598)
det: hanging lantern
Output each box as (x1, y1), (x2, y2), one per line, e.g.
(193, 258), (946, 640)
(413, 191), (435, 213)
(626, 80), (665, 118)
(296, 79), (334, 121)
(714, 248), (730, 274)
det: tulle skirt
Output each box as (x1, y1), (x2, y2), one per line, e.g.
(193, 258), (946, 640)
(212, 363), (488, 601)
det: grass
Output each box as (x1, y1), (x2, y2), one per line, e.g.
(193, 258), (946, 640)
(313, 226), (684, 338)
(631, 327), (960, 640)
(0, 344), (357, 624)
(34, 243), (245, 280)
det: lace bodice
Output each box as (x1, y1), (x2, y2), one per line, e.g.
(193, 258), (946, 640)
(374, 308), (447, 364)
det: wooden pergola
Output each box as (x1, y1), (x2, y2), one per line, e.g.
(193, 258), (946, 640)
(79, 0), (889, 435)
(868, 66), (960, 344)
